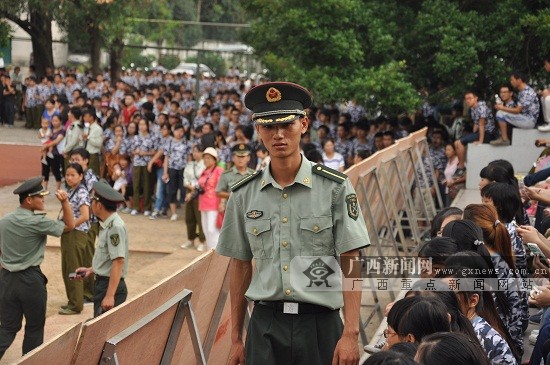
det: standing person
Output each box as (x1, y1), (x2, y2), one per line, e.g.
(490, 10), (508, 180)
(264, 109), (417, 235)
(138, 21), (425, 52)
(148, 123), (171, 219)
(23, 76), (40, 129)
(216, 82), (369, 365)
(0, 177), (74, 359)
(63, 107), (84, 166)
(41, 114), (66, 191)
(182, 145), (206, 251)
(75, 181), (128, 317)
(59, 163), (90, 315)
(197, 147), (224, 250)
(162, 123), (191, 221)
(82, 109), (104, 176)
(492, 71), (540, 145)
(130, 117), (157, 216)
(2, 74), (16, 128)
(216, 143), (255, 221)
(321, 138), (345, 172)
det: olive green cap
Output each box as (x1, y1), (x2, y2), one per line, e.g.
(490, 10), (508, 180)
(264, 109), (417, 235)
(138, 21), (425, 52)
(92, 181), (124, 203)
(13, 176), (49, 197)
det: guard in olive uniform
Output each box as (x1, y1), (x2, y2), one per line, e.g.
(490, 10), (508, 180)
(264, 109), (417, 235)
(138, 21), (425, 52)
(216, 143), (256, 207)
(0, 177), (75, 359)
(216, 82), (370, 365)
(75, 181), (128, 317)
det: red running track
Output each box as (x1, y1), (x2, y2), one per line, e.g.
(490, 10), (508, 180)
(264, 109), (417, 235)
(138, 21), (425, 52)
(0, 144), (42, 188)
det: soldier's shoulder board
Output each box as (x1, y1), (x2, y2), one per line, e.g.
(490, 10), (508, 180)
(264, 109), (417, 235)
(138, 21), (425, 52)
(312, 164), (347, 184)
(231, 170), (261, 192)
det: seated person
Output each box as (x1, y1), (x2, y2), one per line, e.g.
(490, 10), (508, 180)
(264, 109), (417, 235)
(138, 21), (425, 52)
(492, 71), (540, 146)
(454, 90), (497, 177)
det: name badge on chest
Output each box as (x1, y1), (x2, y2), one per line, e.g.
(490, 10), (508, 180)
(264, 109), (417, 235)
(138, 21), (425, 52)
(283, 302), (299, 315)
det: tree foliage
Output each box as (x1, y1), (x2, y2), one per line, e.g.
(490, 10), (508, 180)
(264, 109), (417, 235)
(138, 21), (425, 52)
(0, 0), (56, 76)
(242, 0), (550, 114)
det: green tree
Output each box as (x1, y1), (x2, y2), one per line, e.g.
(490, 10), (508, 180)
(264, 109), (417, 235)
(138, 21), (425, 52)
(0, 0), (55, 76)
(242, 0), (420, 114)
(242, 0), (550, 113)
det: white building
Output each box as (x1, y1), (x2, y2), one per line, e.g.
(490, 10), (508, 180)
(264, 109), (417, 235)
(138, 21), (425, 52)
(6, 19), (68, 68)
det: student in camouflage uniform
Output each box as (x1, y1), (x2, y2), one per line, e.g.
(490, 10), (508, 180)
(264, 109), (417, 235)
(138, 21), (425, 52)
(162, 123), (192, 221)
(59, 163), (90, 315)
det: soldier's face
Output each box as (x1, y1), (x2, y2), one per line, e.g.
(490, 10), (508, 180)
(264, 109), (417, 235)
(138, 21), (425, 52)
(27, 195), (45, 211)
(232, 154), (250, 168)
(255, 118), (308, 159)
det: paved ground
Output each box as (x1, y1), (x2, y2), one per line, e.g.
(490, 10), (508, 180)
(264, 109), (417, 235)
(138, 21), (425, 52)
(0, 121), (205, 364)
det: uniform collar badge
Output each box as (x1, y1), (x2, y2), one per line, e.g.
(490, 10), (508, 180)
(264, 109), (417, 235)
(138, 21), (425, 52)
(246, 210), (263, 219)
(266, 87), (282, 102)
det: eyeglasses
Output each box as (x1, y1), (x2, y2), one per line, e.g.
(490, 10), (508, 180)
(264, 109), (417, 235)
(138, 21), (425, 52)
(383, 329), (399, 338)
(90, 195), (100, 202)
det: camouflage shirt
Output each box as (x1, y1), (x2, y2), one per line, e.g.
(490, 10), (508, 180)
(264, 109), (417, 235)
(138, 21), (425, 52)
(471, 315), (517, 365)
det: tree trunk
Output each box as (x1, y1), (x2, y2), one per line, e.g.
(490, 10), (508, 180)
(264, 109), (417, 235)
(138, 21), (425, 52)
(109, 38), (124, 82)
(89, 21), (102, 76)
(29, 7), (54, 78)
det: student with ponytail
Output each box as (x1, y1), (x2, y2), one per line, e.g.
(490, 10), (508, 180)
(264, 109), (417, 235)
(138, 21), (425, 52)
(463, 204), (529, 358)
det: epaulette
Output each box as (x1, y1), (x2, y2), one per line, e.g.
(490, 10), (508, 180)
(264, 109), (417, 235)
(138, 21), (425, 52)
(231, 170), (262, 191)
(312, 164), (347, 184)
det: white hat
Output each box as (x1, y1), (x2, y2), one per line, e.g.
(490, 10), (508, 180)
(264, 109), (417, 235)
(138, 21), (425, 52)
(203, 147), (218, 160)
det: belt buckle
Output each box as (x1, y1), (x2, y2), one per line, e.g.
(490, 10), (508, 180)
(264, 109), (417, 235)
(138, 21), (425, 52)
(283, 302), (299, 315)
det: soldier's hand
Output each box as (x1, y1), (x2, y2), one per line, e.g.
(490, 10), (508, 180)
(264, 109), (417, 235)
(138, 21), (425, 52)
(101, 295), (115, 312)
(332, 334), (359, 365)
(74, 267), (93, 280)
(228, 341), (245, 365)
(55, 190), (69, 202)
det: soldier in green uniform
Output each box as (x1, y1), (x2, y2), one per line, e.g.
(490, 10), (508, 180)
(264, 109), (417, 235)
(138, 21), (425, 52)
(216, 143), (256, 212)
(75, 181), (128, 317)
(216, 82), (370, 365)
(0, 177), (75, 359)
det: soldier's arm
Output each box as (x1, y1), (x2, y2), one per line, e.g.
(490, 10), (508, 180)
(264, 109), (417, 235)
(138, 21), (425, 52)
(228, 258), (252, 364)
(55, 190), (75, 232)
(332, 248), (361, 365)
(102, 257), (124, 311)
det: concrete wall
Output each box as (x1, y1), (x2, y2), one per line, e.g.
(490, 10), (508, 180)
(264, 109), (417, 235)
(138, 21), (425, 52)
(465, 128), (548, 189)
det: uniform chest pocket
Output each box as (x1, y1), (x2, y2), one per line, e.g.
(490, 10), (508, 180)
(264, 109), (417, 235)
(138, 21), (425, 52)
(245, 219), (273, 259)
(299, 216), (335, 256)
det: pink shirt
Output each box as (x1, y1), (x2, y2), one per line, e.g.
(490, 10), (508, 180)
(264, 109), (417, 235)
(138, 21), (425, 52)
(198, 166), (224, 211)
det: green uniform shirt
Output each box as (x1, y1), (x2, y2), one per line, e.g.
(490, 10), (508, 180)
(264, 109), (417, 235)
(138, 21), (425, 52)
(0, 207), (65, 272)
(216, 157), (369, 309)
(93, 212), (129, 277)
(216, 166), (256, 194)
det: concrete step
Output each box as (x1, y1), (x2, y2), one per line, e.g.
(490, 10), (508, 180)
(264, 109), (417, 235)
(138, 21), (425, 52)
(465, 128), (549, 189)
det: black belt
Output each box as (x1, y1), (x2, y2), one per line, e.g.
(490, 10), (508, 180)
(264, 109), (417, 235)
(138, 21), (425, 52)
(95, 275), (125, 281)
(255, 301), (336, 314)
(2, 265), (40, 273)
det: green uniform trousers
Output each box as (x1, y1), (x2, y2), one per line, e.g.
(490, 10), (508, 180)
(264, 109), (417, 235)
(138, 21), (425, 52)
(0, 267), (47, 359)
(133, 166), (153, 211)
(185, 193), (205, 242)
(88, 153), (100, 178)
(93, 276), (127, 317)
(25, 105), (43, 129)
(61, 229), (88, 312)
(84, 222), (99, 301)
(245, 303), (343, 365)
